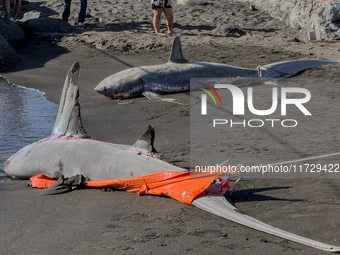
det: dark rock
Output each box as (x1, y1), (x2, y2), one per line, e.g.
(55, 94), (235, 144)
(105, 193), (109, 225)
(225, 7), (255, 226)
(0, 34), (20, 72)
(23, 17), (75, 34)
(0, 8), (27, 50)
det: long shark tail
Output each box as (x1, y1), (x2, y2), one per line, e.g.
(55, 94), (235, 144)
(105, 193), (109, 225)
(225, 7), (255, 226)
(192, 195), (340, 252)
(51, 62), (90, 138)
(258, 60), (340, 79)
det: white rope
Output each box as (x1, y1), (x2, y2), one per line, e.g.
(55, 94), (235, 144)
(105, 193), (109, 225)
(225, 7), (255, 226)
(267, 151), (340, 167)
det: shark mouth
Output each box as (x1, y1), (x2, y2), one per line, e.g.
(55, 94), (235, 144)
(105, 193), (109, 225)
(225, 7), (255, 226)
(98, 85), (144, 99)
(107, 91), (143, 99)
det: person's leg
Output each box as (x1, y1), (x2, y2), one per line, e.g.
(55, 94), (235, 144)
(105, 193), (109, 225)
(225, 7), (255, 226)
(78, 0), (87, 23)
(153, 8), (166, 35)
(62, 0), (71, 22)
(13, 0), (21, 20)
(163, 7), (174, 34)
(3, 0), (10, 13)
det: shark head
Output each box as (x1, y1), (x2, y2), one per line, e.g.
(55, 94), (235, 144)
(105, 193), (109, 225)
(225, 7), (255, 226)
(94, 67), (148, 99)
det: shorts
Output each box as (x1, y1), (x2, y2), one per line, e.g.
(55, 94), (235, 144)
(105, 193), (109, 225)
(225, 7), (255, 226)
(152, 0), (172, 9)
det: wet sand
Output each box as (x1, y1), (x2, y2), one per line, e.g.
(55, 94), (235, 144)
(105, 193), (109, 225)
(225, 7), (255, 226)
(1, 0), (340, 254)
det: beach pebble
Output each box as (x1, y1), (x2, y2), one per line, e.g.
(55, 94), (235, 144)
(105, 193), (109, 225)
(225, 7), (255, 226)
(97, 18), (107, 28)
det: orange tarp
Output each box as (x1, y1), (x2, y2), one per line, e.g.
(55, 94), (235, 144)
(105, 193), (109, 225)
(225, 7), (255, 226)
(30, 174), (57, 189)
(30, 170), (229, 204)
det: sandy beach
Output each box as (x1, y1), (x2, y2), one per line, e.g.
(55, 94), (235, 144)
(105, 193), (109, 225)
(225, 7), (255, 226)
(1, 0), (340, 254)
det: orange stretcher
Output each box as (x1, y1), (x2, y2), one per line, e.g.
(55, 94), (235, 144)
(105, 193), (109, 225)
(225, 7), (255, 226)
(30, 170), (230, 204)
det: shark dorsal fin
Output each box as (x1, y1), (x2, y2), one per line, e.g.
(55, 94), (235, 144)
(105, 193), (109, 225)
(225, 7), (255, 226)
(168, 36), (189, 63)
(52, 62), (91, 138)
(133, 125), (157, 155)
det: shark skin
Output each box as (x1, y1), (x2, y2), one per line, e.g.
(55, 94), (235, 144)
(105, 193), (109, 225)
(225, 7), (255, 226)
(4, 62), (340, 252)
(94, 36), (340, 99)
(4, 135), (179, 180)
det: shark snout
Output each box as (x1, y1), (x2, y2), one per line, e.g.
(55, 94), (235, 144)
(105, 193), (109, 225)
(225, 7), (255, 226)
(94, 86), (130, 99)
(94, 85), (108, 95)
(94, 85), (102, 91)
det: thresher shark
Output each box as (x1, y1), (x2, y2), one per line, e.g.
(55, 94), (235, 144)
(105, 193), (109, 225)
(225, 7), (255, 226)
(94, 36), (340, 100)
(4, 62), (340, 252)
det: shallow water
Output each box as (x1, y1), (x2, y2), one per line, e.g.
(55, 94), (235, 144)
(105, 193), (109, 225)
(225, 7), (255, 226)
(0, 77), (58, 179)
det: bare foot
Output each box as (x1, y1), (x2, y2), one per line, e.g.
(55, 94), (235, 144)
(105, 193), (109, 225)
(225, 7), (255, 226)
(156, 32), (166, 36)
(167, 31), (176, 36)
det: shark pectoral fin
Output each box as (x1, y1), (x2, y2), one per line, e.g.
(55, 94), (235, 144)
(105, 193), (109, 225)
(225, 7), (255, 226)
(168, 36), (189, 63)
(132, 125), (158, 156)
(142, 90), (162, 100)
(142, 91), (178, 103)
(52, 62), (91, 139)
(192, 195), (340, 252)
(40, 174), (87, 195)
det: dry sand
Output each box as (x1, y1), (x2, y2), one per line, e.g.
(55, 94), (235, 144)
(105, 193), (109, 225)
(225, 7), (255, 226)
(1, 0), (340, 254)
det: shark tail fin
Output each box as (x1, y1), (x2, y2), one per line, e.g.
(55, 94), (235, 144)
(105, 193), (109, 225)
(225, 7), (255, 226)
(133, 124), (157, 155)
(258, 60), (340, 79)
(192, 195), (340, 252)
(51, 62), (91, 138)
(168, 36), (189, 63)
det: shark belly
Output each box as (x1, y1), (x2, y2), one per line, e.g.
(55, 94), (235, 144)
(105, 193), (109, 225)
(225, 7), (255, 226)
(4, 138), (183, 180)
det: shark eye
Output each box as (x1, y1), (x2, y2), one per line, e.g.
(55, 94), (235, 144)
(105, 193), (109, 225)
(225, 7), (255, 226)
(103, 87), (107, 91)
